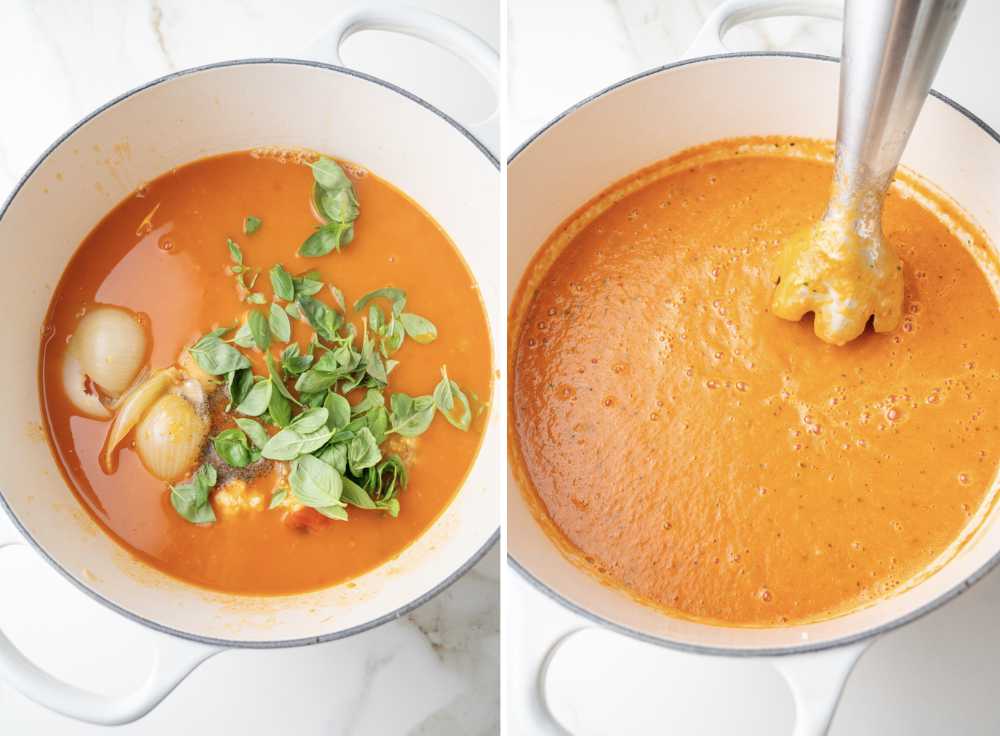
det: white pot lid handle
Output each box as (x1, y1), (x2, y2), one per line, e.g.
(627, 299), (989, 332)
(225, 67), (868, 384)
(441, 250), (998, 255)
(0, 534), (222, 725)
(687, 0), (843, 58)
(306, 2), (500, 157)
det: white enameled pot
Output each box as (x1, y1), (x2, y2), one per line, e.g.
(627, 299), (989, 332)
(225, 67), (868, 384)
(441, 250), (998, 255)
(0, 3), (500, 726)
(508, 1), (1000, 734)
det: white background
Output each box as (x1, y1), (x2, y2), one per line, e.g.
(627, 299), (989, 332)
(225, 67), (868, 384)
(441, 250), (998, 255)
(506, 1), (1000, 734)
(0, 1), (499, 735)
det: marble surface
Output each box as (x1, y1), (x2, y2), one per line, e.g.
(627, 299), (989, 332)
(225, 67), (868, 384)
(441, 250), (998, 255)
(0, 1), (498, 734)
(507, 1), (1000, 734)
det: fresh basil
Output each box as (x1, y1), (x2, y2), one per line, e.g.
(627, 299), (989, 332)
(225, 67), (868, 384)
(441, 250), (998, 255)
(366, 405), (390, 444)
(351, 388), (384, 417)
(189, 332), (251, 375)
(390, 392), (436, 437)
(289, 407), (329, 434)
(246, 292), (267, 305)
(270, 264), (295, 302)
(348, 427), (382, 476)
(298, 223), (353, 257)
(235, 417), (269, 450)
(248, 309), (270, 351)
(341, 475), (376, 509)
(226, 367), (254, 411)
(293, 272), (324, 297)
(237, 379), (272, 416)
(170, 463), (217, 524)
(324, 392), (351, 430)
(281, 343), (313, 375)
(268, 487), (287, 510)
(261, 426), (333, 461)
(269, 303), (291, 343)
(298, 295), (342, 342)
(354, 287), (406, 316)
(233, 321), (255, 348)
(329, 285), (346, 312)
(290, 454), (344, 510)
(433, 365), (472, 431)
(316, 442), (348, 474)
(399, 313), (437, 344)
(316, 505), (350, 521)
(269, 385), (292, 427)
(266, 352), (301, 407)
(243, 215), (262, 235)
(213, 428), (255, 468)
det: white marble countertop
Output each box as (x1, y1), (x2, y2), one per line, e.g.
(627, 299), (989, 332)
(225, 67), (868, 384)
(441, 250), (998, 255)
(0, 1), (498, 734)
(507, 1), (1000, 734)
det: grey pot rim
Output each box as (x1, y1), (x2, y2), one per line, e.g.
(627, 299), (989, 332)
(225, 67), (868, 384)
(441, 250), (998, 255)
(0, 56), (499, 649)
(507, 49), (1000, 658)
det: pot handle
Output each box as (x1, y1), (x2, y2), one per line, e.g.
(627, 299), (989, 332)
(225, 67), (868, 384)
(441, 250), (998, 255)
(0, 534), (221, 725)
(686, 0), (843, 58)
(307, 2), (500, 157)
(771, 638), (873, 736)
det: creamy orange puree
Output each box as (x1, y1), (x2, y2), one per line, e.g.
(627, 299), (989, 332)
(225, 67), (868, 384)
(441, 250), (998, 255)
(511, 137), (1000, 626)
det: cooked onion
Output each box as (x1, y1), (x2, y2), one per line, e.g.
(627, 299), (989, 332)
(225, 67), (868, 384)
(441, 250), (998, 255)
(61, 352), (111, 419)
(101, 367), (177, 473)
(134, 394), (208, 481)
(69, 306), (148, 397)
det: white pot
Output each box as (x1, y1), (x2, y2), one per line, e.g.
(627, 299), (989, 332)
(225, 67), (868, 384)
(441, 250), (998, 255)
(508, 1), (1000, 734)
(0, 3), (500, 725)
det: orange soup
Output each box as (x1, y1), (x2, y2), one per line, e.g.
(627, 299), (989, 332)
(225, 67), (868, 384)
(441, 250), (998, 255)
(41, 150), (491, 595)
(511, 137), (1000, 626)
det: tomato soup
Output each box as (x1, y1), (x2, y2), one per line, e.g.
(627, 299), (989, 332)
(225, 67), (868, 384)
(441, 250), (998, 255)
(511, 137), (1000, 626)
(41, 150), (492, 596)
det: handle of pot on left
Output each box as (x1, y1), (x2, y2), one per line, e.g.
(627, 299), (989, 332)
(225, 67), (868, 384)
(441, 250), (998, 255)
(0, 529), (222, 726)
(306, 2), (500, 158)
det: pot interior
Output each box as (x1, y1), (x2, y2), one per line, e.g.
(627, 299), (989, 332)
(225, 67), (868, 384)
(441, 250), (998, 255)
(507, 54), (1000, 653)
(0, 61), (501, 645)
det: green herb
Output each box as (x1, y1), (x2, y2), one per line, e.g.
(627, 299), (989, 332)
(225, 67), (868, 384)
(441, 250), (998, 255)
(351, 388), (385, 417)
(247, 309), (270, 351)
(297, 295), (342, 342)
(270, 264), (295, 302)
(170, 463), (217, 524)
(298, 158), (359, 257)
(290, 454), (344, 514)
(354, 287), (406, 316)
(434, 366), (472, 432)
(269, 382), (293, 427)
(329, 285), (346, 312)
(227, 238), (243, 266)
(285, 302), (302, 320)
(268, 487), (287, 509)
(324, 392), (351, 430)
(269, 303), (291, 343)
(261, 426), (333, 461)
(246, 292), (267, 305)
(233, 322), (254, 348)
(348, 427), (382, 475)
(237, 379), (273, 416)
(213, 428), (255, 468)
(341, 476), (376, 509)
(293, 272), (324, 297)
(389, 393), (436, 437)
(289, 407), (329, 434)
(243, 215), (262, 235)
(281, 343), (313, 374)
(235, 417), (269, 450)
(433, 365), (472, 431)
(266, 352), (301, 406)
(189, 332), (251, 375)
(399, 313), (437, 344)
(226, 367), (254, 411)
(316, 442), (348, 474)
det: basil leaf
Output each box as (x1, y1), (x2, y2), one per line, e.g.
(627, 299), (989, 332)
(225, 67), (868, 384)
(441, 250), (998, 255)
(324, 392), (351, 430)
(341, 476), (376, 509)
(297, 295), (342, 341)
(233, 321), (255, 348)
(354, 287), (406, 316)
(329, 285), (346, 312)
(237, 379), (272, 416)
(281, 343), (313, 375)
(266, 352), (301, 406)
(248, 309), (270, 351)
(285, 302), (302, 320)
(316, 186), (359, 223)
(390, 393), (436, 437)
(399, 313), (438, 344)
(243, 215), (262, 235)
(366, 405), (390, 444)
(226, 367), (254, 412)
(295, 369), (340, 394)
(298, 227), (339, 258)
(269, 384), (293, 427)
(235, 418), (269, 450)
(227, 238), (243, 265)
(316, 505), (349, 521)
(433, 365), (472, 431)
(189, 333), (251, 375)
(351, 388), (384, 417)
(290, 454), (344, 508)
(213, 428), (254, 468)
(315, 442), (348, 474)
(270, 264), (295, 302)
(383, 318), (405, 354)
(170, 463), (217, 524)
(310, 157), (352, 192)
(246, 292), (267, 305)
(293, 275), (324, 297)
(378, 498), (400, 517)
(348, 427), (382, 476)
(268, 488), (287, 510)
(289, 407), (329, 434)
(269, 303), (291, 343)
(261, 426), (333, 461)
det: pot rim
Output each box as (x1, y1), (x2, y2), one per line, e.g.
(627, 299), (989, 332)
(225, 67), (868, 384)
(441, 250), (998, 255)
(507, 50), (1000, 658)
(0, 57), (499, 649)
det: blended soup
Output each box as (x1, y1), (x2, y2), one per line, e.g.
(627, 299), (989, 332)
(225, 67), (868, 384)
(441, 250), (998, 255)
(511, 137), (1000, 626)
(41, 150), (492, 595)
